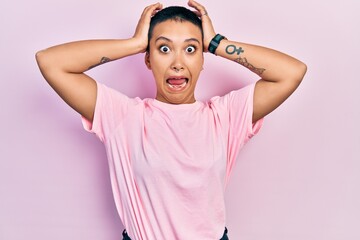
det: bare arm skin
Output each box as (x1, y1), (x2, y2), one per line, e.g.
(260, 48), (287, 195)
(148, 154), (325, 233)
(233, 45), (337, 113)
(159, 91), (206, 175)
(35, 3), (162, 122)
(215, 41), (307, 122)
(35, 39), (143, 122)
(188, 0), (307, 123)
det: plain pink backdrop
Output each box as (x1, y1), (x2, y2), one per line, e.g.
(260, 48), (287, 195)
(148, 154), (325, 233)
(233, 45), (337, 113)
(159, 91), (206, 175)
(1, 0), (359, 239)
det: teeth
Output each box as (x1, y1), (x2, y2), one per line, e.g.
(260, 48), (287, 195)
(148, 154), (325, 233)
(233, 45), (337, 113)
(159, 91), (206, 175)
(167, 81), (187, 89)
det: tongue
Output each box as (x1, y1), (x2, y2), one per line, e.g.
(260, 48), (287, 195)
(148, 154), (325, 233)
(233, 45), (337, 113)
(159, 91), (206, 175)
(167, 78), (186, 85)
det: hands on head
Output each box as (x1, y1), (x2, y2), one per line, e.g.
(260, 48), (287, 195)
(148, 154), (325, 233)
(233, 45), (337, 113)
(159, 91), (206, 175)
(187, 0), (216, 51)
(133, 0), (216, 53)
(133, 3), (163, 53)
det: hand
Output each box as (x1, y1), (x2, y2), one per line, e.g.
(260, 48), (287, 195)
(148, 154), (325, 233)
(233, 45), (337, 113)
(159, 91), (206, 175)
(187, 0), (216, 52)
(133, 2), (163, 53)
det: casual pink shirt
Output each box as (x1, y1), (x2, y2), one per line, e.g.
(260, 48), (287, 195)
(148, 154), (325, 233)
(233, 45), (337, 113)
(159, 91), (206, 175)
(82, 82), (263, 240)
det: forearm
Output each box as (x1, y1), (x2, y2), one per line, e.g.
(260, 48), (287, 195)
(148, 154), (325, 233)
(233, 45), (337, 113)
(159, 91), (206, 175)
(36, 38), (144, 73)
(215, 39), (307, 83)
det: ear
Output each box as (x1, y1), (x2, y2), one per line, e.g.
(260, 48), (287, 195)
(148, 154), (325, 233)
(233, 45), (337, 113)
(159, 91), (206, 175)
(144, 52), (151, 70)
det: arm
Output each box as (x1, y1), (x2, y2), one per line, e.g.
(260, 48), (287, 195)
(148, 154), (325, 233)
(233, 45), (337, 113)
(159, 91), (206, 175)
(215, 40), (307, 122)
(188, 0), (307, 123)
(35, 3), (163, 122)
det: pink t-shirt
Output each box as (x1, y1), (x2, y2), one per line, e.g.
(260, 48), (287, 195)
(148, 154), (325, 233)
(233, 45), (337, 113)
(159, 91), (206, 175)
(82, 82), (263, 240)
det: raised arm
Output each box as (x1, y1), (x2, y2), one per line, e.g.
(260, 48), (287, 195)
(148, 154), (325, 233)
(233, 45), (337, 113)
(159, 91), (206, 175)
(35, 3), (162, 122)
(188, 0), (307, 123)
(215, 40), (307, 122)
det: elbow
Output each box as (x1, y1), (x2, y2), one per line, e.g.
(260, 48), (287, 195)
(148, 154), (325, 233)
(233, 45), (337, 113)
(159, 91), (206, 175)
(35, 48), (57, 77)
(35, 49), (56, 84)
(35, 49), (48, 70)
(298, 61), (307, 80)
(291, 61), (307, 85)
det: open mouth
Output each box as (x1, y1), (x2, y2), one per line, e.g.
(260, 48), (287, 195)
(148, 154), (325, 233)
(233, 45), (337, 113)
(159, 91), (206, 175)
(166, 77), (189, 90)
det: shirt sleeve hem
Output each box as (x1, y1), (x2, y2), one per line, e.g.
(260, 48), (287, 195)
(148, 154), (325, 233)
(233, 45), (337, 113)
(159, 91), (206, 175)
(80, 81), (105, 141)
(247, 82), (264, 138)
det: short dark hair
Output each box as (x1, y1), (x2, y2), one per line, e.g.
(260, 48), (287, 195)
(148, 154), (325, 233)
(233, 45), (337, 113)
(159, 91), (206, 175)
(147, 6), (203, 52)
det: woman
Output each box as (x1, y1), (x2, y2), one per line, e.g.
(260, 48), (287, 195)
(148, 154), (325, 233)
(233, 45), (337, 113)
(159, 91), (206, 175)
(36, 0), (307, 239)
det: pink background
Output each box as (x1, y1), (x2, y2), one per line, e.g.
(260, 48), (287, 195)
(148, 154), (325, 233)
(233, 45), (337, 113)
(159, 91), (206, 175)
(1, 0), (359, 239)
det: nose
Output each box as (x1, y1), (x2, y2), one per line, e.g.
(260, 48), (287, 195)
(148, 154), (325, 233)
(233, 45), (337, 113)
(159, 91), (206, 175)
(172, 65), (184, 72)
(171, 53), (185, 73)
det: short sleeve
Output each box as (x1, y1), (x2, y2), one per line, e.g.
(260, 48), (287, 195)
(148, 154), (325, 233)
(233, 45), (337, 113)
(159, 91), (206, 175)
(210, 83), (264, 177)
(81, 82), (130, 142)
(227, 83), (263, 146)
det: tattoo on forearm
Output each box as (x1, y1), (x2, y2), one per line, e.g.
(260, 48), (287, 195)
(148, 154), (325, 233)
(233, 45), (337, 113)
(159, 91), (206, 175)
(88, 57), (111, 70)
(225, 44), (265, 75)
(225, 44), (244, 55)
(234, 57), (266, 75)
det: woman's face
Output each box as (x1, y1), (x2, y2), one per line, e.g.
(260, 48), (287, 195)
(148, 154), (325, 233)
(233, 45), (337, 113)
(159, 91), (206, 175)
(145, 20), (204, 104)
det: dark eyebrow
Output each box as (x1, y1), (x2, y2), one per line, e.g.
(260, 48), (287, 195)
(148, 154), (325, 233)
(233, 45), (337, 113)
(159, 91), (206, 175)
(184, 38), (201, 44)
(155, 36), (201, 44)
(155, 36), (172, 43)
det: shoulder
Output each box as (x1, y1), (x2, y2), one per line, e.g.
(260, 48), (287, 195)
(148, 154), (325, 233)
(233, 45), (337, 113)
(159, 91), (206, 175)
(209, 83), (256, 107)
(96, 82), (143, 106)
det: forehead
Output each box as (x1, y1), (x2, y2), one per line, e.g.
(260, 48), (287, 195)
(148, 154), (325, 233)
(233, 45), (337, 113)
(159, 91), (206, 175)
(151, 20), (202, 42)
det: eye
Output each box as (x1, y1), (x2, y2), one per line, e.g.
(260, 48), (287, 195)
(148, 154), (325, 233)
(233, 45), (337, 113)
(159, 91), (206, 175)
(185, 45), (196, 53)
(159, 45), (170, 53)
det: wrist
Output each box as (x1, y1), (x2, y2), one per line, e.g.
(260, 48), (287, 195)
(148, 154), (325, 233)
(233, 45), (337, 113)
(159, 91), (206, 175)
(130, 37), (148, 53)
(204, 34), (216, 52)
(207, 33), (227, 55)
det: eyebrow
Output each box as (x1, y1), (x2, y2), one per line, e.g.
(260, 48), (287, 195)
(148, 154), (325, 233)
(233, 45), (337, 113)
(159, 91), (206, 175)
(155, 36), (201, 44)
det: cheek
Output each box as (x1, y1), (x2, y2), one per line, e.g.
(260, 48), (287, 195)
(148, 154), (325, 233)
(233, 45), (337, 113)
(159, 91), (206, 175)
(150, 54), (169, 72)
(187, 56), (203, 75)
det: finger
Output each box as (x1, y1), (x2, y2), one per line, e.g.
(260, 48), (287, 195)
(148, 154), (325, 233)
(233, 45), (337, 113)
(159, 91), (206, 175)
(188, 0), (201, 11)
(150, 3), (163, 16)
(192, 10), (202, 18)
(188, 0), (208, 17)
(188, 0), (204, 12)
(188, 0), (201, 8)
(142, 2), (163, 19)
